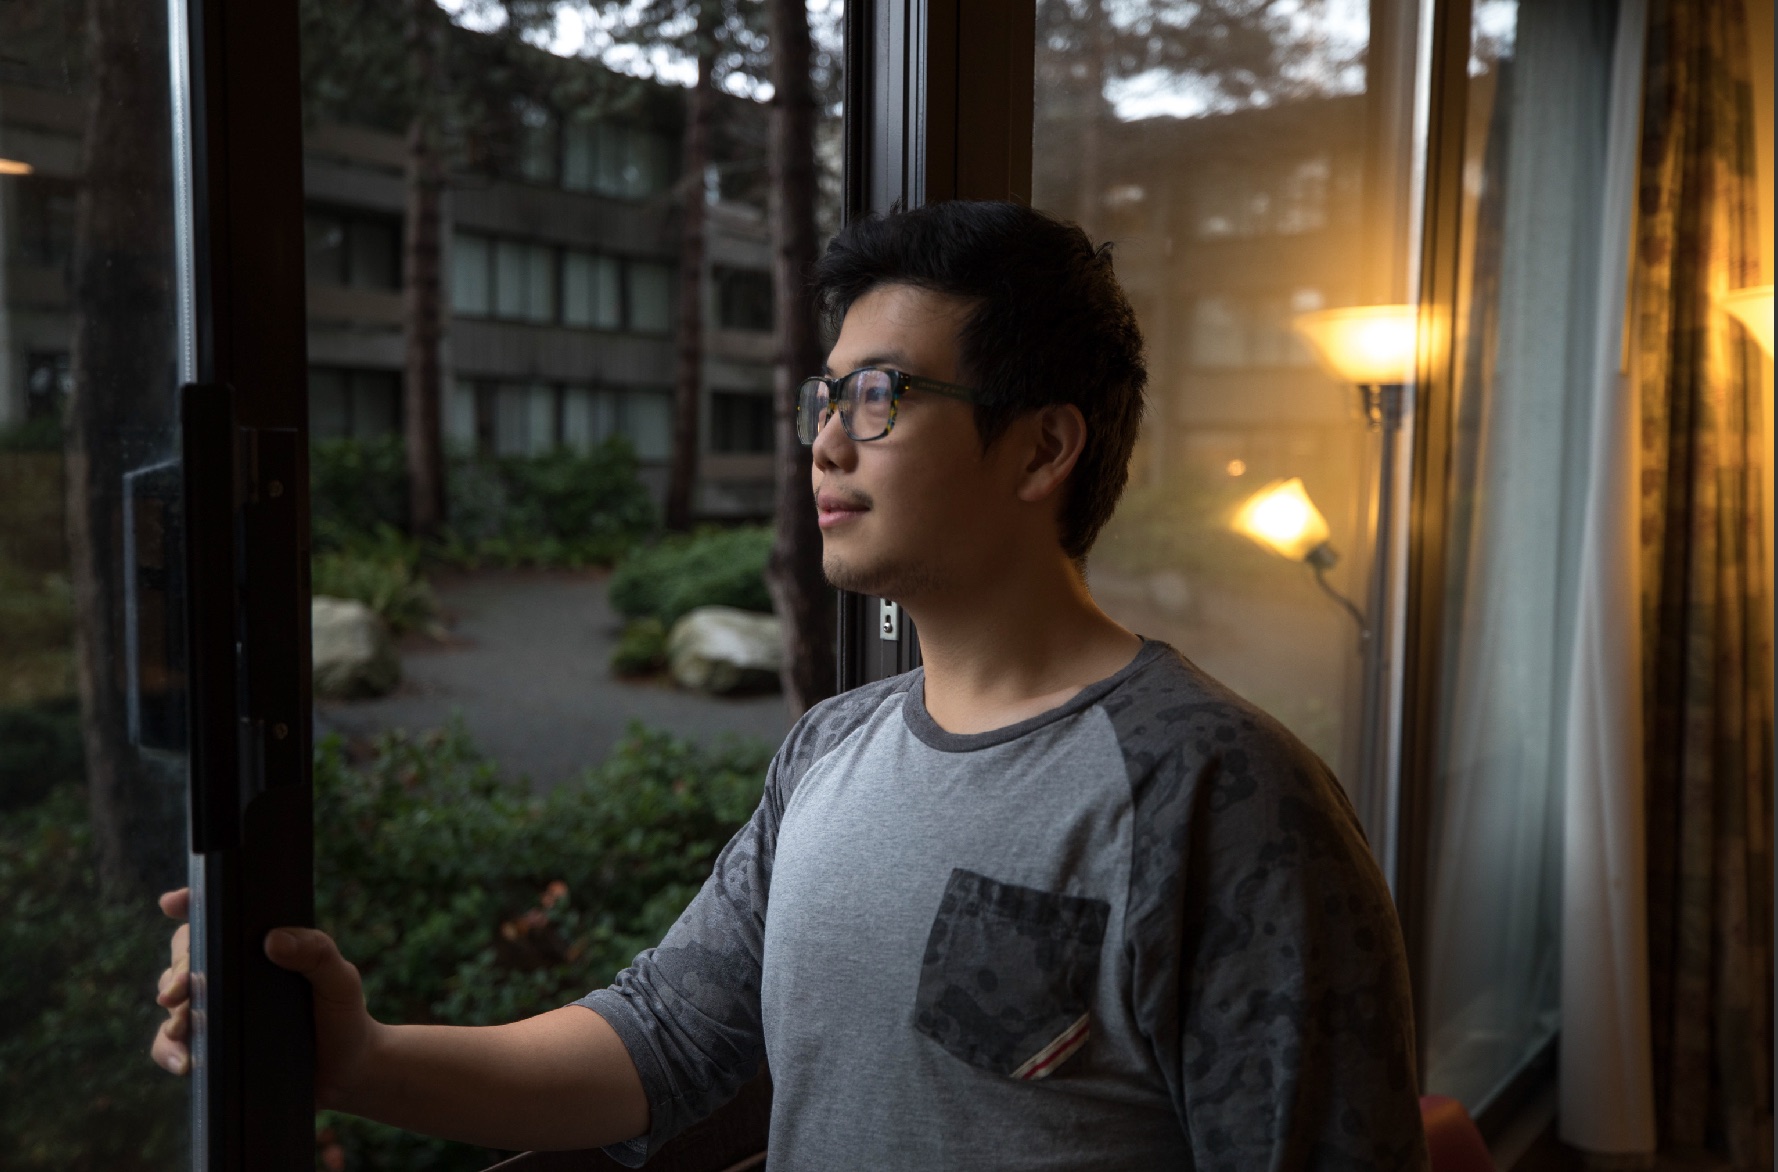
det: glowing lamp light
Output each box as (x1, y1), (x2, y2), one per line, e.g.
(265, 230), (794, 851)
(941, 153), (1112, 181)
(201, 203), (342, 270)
(1232, 478), (1332, 564)
(0, 158), (34, 177)
(1293, 304), (1419, 385)
(1721, 285), (1774, 356)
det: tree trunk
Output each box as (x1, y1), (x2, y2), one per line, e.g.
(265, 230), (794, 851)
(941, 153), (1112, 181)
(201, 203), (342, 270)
(67, 0), (185, 898)
(765, 0), (836, 714)
(665, 29), (715, 531)
(403, 0), (447, 535)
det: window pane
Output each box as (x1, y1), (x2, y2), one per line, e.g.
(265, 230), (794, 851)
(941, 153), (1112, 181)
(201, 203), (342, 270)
(716, 267), (774, 331)
(526, 383), (556, 454)
(564, 250), (624, 330)
(1033, 0), (1418, 842)
(516, 101), (558, 184)
(494, 384), (530, 455)
(526, 244), (556, 324)
(309, 368), (351, 438)
(306, 209), (347, 286)
(628, 260), (672, 332)
(447, 378), (478, 448)
(621, 389), (671, 460)
(562, 122), (595, 192)
(347, 217), (399, 290)
(452, 232), (491, 316)
(494, 239), (528, 319)
(711, 390), (774, 453)
(351, 370), (402, 437)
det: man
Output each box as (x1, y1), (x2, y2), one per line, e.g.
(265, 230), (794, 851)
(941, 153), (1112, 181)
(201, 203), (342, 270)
(154, 200), (1428, 1169)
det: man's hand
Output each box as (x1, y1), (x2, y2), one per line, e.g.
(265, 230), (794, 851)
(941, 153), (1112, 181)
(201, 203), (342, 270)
(150, 889), (382, 1111)
(150, 888), (192, 1075)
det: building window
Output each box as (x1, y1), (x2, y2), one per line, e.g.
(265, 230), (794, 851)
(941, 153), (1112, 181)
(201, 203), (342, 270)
(710, 390), (774, 453)
(715, 267), (774, 332)
(628, 261), (673, 333)
(305, 208), (400, 290)
(563, 250), (622, 329)
(514, 101), (558, 184)
(24, 352), (72, 420)
(1189, 290), (1323, 369)
(621, 388), (672, 460)
(562, 121), (673, 199)
(309, 368), (402, 440)
(473, 237), (555, 324)
(13, 179), (76, 268)
(452, 233), (492, 316)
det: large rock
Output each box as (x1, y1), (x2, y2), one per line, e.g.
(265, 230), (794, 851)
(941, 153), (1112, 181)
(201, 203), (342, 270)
(666, 606), (781, 695)
(312, 596), (401, 700)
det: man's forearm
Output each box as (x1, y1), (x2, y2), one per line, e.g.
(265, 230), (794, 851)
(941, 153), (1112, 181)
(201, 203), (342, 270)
(342, 1005), (650, 1153)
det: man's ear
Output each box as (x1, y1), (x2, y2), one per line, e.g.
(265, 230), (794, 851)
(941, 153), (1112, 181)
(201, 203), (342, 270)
(1016, 403), (1088, 504)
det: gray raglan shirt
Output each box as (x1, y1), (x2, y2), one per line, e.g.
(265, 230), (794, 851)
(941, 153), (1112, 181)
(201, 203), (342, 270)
(576, 640), (1428, 1170)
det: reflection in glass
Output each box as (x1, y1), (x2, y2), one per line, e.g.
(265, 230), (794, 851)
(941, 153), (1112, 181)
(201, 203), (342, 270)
(1033, 0), (1419, 817)
(1, 0), (191, 1164)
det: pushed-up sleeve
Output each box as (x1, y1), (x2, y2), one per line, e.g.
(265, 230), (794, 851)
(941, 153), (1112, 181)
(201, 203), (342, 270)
(1118, 695), (1429, 1171)
(573, 752), (787, 1166)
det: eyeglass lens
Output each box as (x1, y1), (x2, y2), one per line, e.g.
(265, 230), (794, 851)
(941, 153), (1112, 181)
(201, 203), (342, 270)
(797, 369), (897, 444)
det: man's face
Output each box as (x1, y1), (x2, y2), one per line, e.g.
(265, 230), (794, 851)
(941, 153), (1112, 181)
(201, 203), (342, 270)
(812, 283), (1033, 601)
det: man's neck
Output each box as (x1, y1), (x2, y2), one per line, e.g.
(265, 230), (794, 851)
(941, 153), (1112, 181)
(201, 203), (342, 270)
(900, 556), (1143, 736)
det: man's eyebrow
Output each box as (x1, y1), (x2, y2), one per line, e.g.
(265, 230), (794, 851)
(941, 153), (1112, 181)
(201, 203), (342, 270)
(823, 351), (911, 377)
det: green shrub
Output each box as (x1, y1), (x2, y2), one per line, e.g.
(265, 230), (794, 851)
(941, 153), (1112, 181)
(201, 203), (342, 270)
(608, 525), (774, 628)
(0, 720), (771, 1172)
(0, 698), (82, 812)
(313, 719), (771, 1169)
(310, 436), (410, 553)
(439, 440), (657, 569)
(311, 527), (438, 636)
(610, 617), (668, 676)
(0, 786), (186, 1172)
(0, 416), (65, 452)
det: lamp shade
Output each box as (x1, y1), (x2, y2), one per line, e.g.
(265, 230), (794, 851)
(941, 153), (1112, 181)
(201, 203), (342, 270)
(1232, 478), (1331, 562)
(1293, 304), (1418, 385)
(1721, 284), (1774, 356)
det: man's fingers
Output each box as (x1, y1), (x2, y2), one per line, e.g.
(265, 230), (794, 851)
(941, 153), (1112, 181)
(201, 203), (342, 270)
(156, 961), (189, 1008)
(152, 1005), (191, 1075)
(264, 928), (363, 1009)
(169, 921), (189, 967)
(159, 887), (190, 921)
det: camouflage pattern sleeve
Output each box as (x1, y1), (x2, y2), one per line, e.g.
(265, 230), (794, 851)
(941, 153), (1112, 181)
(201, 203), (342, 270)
(1111, 672), (1430, 1171)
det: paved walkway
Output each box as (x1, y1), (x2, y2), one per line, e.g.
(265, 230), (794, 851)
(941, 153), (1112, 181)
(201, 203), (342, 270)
(315, 569), (793, 790)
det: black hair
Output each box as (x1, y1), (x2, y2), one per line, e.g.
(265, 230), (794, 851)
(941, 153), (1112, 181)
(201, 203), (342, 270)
(811, 200), (1147, 563)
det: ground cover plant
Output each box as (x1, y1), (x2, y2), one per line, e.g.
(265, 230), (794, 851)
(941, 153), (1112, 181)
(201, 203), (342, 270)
(0, 720), (772, 1172)
(605, 525), (775, 678)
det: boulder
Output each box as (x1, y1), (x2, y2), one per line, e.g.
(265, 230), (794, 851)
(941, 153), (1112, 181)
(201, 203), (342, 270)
(312, 596), (401, 700)
(666, 606), (781, 695)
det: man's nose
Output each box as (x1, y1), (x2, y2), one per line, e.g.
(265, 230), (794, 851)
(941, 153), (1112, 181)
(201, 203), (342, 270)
(810, 408), (856, 473)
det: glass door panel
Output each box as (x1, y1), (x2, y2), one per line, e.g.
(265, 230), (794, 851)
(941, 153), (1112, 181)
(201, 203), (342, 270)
(1030, 0), (1425, 848)
(0, 0), (190, 1166)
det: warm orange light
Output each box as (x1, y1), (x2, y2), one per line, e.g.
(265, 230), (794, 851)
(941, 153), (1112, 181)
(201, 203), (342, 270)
(0, 158), (34, 176)
(1226, 459), (1247, 477)
(1293, 304), (1418, 385)
(1721, 285), (1774, 356)
(1232, 478), (1330, 562)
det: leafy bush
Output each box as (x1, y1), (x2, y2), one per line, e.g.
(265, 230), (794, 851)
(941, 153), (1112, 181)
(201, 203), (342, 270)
(0, 786), (186, 1172)
(608, 525), (774, 629)
(0, 721), (771, 1171)
(310, 436), (410, 554)
(0, 698), (82, 812)
(310, 436), (656, 569)
(313, 720), (771, 1169)
(0, 416), (65, 452)
(610, 617), (668, 676)
(311, 526), (438, 636)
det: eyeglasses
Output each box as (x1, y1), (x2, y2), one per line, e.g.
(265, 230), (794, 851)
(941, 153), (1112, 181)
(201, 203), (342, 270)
(797, 367), (978, 445)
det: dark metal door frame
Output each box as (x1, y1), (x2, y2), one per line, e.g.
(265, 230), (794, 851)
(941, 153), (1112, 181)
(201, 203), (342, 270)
(176, 0), (315, 1164)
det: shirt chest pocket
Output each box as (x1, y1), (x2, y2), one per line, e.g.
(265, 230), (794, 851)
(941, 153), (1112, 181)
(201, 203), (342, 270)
(913, 868), (1111, 1081)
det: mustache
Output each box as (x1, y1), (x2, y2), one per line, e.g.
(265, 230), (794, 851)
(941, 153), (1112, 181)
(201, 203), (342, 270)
(817, 484), (874, 510)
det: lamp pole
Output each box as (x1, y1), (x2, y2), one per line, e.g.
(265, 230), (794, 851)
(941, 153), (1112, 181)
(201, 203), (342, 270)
(1356, 380), (1410, 890)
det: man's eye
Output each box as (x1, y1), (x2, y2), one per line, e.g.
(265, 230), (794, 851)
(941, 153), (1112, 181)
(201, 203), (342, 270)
(861, 384), (892, 405)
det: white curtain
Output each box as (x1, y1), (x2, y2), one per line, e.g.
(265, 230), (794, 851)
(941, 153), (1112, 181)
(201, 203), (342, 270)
(1557, 0), (1657, 1154)
(1421, 0), (1635, 1115)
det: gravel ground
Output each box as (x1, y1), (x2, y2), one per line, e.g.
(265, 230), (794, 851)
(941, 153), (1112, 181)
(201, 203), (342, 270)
(314, 569), (794, 790)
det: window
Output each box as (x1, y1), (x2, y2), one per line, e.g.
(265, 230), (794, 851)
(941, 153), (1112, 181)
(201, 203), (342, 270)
(563, 121), (674, 198)
(308, 367), (401, 440)
(514, 101), (558, 184)
(715, 267), (774, 332)
(1189, 292), (1323, 368)
(452, 233), (492, 316)
(24, 351), (72, 419)
(561, 385), (618, 452)
(621, 388), (672, 460)
(628, 261), (673, 333)
(305, 207), (400, 290)
(710, 390), (774, 453)
(563, 251), (622, 329)
(12, 178), (76, 268)
(482, 238), (556, 323)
